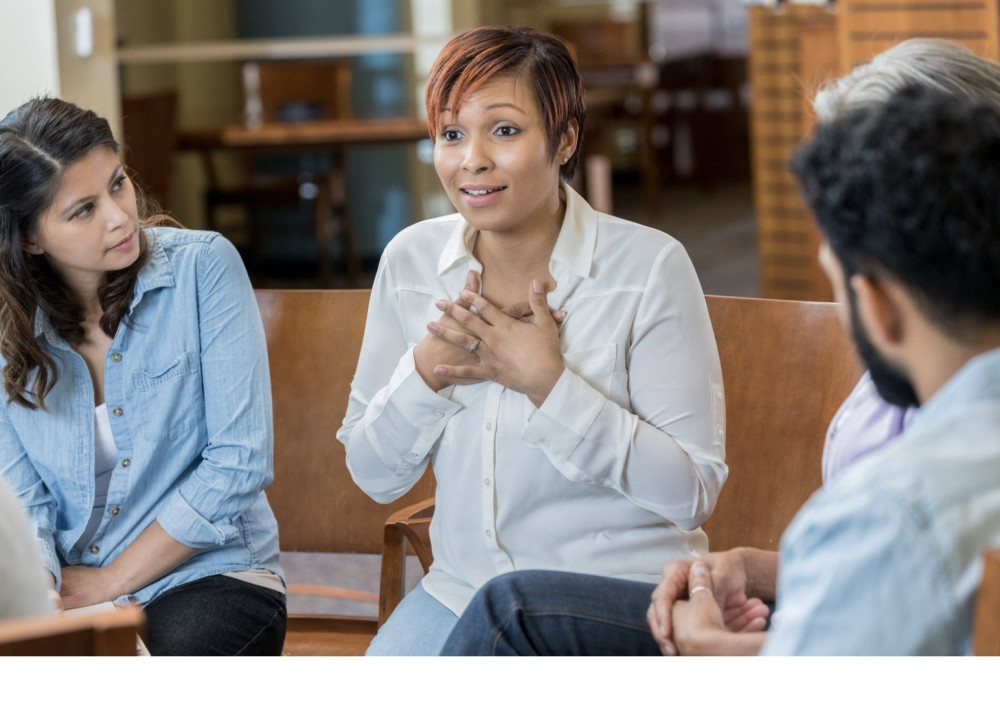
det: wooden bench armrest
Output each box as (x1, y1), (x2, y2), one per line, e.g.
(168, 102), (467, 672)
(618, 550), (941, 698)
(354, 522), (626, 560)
(378, 497), (436, 627)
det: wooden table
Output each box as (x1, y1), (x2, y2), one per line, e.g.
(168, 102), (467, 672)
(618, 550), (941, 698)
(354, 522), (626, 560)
(178, 117), (429, 286)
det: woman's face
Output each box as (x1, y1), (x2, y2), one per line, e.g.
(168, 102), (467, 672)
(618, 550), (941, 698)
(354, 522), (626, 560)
(26, 145), (140, 293)
(433, 74), (576, 240)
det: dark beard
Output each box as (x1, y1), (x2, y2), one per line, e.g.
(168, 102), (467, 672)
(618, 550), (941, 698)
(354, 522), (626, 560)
(848, 292), (921, 408)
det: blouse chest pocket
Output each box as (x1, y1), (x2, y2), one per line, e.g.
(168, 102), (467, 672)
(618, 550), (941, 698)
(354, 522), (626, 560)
(562, 343), (624, 401)
(131, 352), (203, 439)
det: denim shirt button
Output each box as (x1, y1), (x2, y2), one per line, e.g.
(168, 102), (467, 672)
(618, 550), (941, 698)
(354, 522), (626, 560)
(89, 545), (99, 554)
(111, 352), (123, 362)
(121, 458), (131, 468)
(110, 507), (120, 516)
(112, 407), (124, 417)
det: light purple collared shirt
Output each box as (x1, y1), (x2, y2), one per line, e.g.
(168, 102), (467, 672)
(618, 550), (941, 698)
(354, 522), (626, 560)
(821, 371), (916, 486)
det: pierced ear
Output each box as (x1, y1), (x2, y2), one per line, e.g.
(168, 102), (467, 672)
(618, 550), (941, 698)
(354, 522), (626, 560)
(558, 120), (579, 164)
(851, 273), (904, 346)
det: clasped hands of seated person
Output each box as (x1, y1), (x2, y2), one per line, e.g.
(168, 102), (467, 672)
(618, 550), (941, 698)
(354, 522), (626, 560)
(416, 271), (567, 407)
(647, 549), (773, 656)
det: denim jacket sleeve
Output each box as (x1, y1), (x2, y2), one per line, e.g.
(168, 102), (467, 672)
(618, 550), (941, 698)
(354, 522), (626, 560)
(154, 235), (274, 548)
(0, 405), (62, 587)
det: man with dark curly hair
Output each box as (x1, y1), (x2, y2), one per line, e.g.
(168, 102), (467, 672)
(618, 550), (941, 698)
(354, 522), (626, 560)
(442, 85), (1000, 656)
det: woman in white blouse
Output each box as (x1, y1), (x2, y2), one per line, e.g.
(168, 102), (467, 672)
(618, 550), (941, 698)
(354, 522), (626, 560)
(337, 25), (727, 655)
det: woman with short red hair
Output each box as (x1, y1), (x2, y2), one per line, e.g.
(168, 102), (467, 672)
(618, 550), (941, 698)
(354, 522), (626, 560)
(338, 26), (727, 654)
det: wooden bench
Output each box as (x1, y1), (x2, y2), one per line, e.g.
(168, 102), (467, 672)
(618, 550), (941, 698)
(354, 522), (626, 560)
(383, 294), (863, 605)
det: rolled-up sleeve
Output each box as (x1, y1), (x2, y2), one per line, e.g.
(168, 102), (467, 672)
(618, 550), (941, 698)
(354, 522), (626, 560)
(156, 236), (273, 548)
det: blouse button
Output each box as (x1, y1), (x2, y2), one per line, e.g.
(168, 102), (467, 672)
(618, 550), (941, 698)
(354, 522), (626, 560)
(110, 507), (120, 516)
(121, 458), (131, 468)
(484, 529), (492, 538)
(111, 352), (122, 362)
(89, 545), (99, 554)
(112, 407), (123, 417)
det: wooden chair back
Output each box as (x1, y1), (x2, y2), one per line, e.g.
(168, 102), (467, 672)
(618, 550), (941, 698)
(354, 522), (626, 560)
(256, 288), (435, 556)
(702, 295), (862, 551)
(121, 91), (178, 211)
(974, 548), (1000, 655)
(0, 606), (144, 656)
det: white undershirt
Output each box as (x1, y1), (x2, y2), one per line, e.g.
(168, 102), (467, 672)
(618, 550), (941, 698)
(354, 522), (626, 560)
(80, 405), (284, 595)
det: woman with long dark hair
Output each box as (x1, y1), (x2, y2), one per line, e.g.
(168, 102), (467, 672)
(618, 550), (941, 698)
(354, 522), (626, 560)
(0, 97), (285, 655)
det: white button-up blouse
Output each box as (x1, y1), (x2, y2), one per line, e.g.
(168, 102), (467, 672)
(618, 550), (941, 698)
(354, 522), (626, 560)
(337, 185), (727, 614)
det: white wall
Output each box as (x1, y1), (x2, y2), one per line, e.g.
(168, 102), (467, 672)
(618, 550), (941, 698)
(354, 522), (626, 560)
(0, 0), (60, 116)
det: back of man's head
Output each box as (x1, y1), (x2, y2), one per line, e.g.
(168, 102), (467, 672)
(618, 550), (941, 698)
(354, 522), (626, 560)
(792, 86), (1000, 338)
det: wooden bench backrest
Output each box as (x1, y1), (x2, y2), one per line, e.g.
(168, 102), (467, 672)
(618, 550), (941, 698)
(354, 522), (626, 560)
(256, 288), (435, 555)
(703, 294), (862, 551)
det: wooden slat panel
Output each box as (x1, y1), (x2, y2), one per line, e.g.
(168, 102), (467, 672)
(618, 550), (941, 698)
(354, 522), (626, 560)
(838, 0), (1000, 71)
(748, 5), (836, 301)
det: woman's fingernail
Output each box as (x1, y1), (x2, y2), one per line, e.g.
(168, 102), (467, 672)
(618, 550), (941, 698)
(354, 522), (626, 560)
(553, 310), (566, 321)
(532, 280), (543, 294)
(436, 299), (447, 311)
(427, 322), (439, 333)
(459, 289), (472, 300)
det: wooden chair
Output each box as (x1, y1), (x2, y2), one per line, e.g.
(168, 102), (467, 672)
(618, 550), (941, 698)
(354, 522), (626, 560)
(974, 548), (1000, 655)
(255, 289), (435, 655)
(207, 60), (360, 287)
(0, 606), (144, 656)
(381, 295), (862, 590)
(701, 295), (861, 551)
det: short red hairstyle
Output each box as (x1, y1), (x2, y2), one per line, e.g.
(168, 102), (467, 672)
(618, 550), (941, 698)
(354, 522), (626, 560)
(425, 25), (587, 180)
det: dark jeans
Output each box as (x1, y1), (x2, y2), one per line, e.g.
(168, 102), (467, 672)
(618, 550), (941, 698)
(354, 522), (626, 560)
(143, 574), (287, 656)
(441, 570), (661, 655)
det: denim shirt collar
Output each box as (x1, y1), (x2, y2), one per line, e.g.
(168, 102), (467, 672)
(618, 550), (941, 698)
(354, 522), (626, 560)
(33, 229), (176, 347)
(436, 183), (598, 281)
(913, 346), (1000, 429)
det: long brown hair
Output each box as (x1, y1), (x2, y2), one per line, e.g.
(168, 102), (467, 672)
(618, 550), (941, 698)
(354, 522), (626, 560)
(0, 97), (157, 410)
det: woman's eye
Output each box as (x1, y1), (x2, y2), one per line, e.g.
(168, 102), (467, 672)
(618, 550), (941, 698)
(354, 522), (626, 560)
(496, 125), (519, 137)
(441, 129), (461, 142)
(112, 174), (127, 191)
(70, 203), (93, 220)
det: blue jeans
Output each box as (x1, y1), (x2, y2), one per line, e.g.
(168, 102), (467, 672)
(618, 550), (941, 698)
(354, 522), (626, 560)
(440, 570), (661, 655)
(366, 582), (459, 655)
(142, 574), (287, 655)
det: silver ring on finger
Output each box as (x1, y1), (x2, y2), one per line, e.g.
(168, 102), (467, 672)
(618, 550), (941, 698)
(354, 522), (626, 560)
(689, 585), (713, 598)
(468, 338), (481, 354)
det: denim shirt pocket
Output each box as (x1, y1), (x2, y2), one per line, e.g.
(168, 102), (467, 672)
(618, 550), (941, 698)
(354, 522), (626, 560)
(131, 352), (203, 439)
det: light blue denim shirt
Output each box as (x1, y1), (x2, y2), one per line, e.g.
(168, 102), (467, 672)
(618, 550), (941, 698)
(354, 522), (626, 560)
(763, 347), (1000, 655)
(0, 228), (282, 606)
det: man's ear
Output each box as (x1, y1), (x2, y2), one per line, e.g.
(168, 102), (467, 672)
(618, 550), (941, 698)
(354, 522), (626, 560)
(850, 273), (904, 347)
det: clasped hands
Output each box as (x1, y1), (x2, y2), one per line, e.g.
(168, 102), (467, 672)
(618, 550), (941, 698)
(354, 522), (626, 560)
(415, 271), (566, 407)
(646, 550), (770, 656)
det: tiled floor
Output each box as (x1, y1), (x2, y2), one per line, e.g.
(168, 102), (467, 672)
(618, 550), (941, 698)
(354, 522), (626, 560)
(279, 176), (759, 618)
